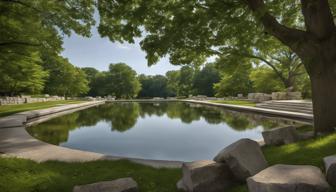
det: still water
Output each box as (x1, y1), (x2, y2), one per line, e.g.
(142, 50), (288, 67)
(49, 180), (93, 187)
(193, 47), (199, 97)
(27, 102), (308, 161)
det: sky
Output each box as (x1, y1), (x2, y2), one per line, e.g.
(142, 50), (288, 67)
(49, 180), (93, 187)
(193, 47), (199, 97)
(61, 27), (180, 75)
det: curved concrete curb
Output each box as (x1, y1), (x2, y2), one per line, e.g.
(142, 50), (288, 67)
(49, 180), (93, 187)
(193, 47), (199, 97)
(0, 101), (105, 129)
(0, 101), (182, 168)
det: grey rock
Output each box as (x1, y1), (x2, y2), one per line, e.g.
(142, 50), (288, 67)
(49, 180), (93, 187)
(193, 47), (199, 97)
(247, 164), (330, 192)
(176, 179), (187, 191)
(182, 160), (234, 192)
(262, 126), (300, 146)
(73, 178), (138, 192)
(214, 138), (268, 181)
(324, 155), (336, 186)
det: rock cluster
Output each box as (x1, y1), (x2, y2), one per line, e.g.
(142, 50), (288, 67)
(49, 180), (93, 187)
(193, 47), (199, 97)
(177, 137), (331, 192)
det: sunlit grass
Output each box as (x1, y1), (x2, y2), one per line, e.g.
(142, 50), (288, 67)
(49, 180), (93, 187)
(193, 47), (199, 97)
(0, 158), (181, 192)
(209, 100), (256, 107)
(229, 133), (336, 192)
(0, 100), (84, 117)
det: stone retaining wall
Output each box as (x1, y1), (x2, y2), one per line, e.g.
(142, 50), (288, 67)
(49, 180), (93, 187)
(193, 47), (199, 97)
(248, 92), (302, 102)
(0, 96), (64, 105)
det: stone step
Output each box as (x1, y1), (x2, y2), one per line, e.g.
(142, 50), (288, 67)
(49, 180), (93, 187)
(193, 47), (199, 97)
(263, 101), (313, 108)
(256, 105), (313, 114)
(257, 104), (313, 112)
(257, 103), (313, 110)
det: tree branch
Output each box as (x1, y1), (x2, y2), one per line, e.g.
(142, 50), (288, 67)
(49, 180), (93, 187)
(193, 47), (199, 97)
(245, 0), (308, 47)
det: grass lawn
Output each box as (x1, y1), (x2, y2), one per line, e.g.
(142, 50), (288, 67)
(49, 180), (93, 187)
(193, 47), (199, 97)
(209, 100), (256, 107)
(229, 133), (336, 192)
(0, 100), (85, 117)
(0, 158), (181, 192)
(2, 133), (336, 192)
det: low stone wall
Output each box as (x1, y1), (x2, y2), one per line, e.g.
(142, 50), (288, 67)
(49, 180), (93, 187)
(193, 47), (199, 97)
(248, 93), (272, 102)
(0, 96), (64, 105)
(248, 92), (302, 102)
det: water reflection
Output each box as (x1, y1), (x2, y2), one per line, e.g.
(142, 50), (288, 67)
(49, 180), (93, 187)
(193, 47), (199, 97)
(27, 102), (311, 161)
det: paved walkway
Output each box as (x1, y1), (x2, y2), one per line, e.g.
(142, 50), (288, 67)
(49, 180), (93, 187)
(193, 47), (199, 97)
(0, 101), (182, 168)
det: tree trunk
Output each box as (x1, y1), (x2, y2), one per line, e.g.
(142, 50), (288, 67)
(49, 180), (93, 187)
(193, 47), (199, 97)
(309, 58), (336, 134)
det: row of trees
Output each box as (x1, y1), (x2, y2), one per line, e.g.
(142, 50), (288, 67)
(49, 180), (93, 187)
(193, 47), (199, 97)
(82, 61), (310, 99)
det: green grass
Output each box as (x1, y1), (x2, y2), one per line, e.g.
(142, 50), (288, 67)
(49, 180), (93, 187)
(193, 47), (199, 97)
(2, 133), (336, 192)
(229, 133), (336, 192)
(0, 100), (84, 117)
(209, 100), (256, 107)
(0, 158), (181, 192)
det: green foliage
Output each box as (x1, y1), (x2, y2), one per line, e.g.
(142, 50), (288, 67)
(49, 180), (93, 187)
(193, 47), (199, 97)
(43, 55), (89, 97)
(178, 66), (195, 96)
(214, 62), (252, 97)
(0, 52), (48, 95)
(249, 66), (285, 93)
(138, 74), (170, 98)
(193, 64), (220, 97)
(0, 0), (95, 96)
(166, 70), (180, 97)
(107, 63), (141, 99)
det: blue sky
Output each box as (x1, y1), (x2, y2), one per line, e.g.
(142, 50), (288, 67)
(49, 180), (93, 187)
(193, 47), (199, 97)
(61, 27), (180, 75)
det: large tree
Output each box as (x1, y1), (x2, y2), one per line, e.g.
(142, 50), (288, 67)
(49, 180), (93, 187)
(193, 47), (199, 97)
(107, 63), (141, 99)
(138, 74), (170, 98)
(43, 54), (89, 98)
(193, 64), (220, 97)
(96, 0), (336, 133)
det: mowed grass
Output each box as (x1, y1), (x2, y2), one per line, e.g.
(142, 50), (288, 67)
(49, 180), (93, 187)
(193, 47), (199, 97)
(229, 133), (336, 192)
(0, 158), (181, 192)
(209, 100), (256, 107)
(0, 100), (84, 117)
(2, 133), (336, 192)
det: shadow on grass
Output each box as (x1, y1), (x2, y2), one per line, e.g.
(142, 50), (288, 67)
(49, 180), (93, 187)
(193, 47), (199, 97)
(0, 158), (181, 192)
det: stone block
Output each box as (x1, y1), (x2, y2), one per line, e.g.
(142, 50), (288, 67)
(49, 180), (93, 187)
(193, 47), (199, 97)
(262, 126), (300, 146)
(214, 139), (268, 181)
(181, 160), (234, 192)
(247, 164), (329, 192)
(73, 178), (138, 192)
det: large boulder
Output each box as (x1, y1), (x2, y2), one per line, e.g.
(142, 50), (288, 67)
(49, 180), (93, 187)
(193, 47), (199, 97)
(181, 160), (234, 192)
(247, 164), (330, 192)
(73, 177), (138, 192)
(214, 138), (268, 181)
(262, 126), (300, 146)
(324, 155), (336, 186)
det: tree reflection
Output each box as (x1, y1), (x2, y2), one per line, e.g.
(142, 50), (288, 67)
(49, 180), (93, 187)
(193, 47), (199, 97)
(105, 102), (139, 132)
(28, 102), (303, 145)
(27, 113), (80, 145)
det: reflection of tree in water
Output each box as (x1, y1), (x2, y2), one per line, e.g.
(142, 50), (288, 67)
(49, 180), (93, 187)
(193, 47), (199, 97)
(221, 111), (254, 131)
(28, 102), (307, 145)
(138, 102), (168, 117)
(27, 113), (80, 145)
(105, 102), (140, 132)
(166, 102), (201, 123)
(76, 106), (102, 127)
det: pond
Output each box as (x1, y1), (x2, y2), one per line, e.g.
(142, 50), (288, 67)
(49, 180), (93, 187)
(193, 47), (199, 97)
(27, 102), (310, 161)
